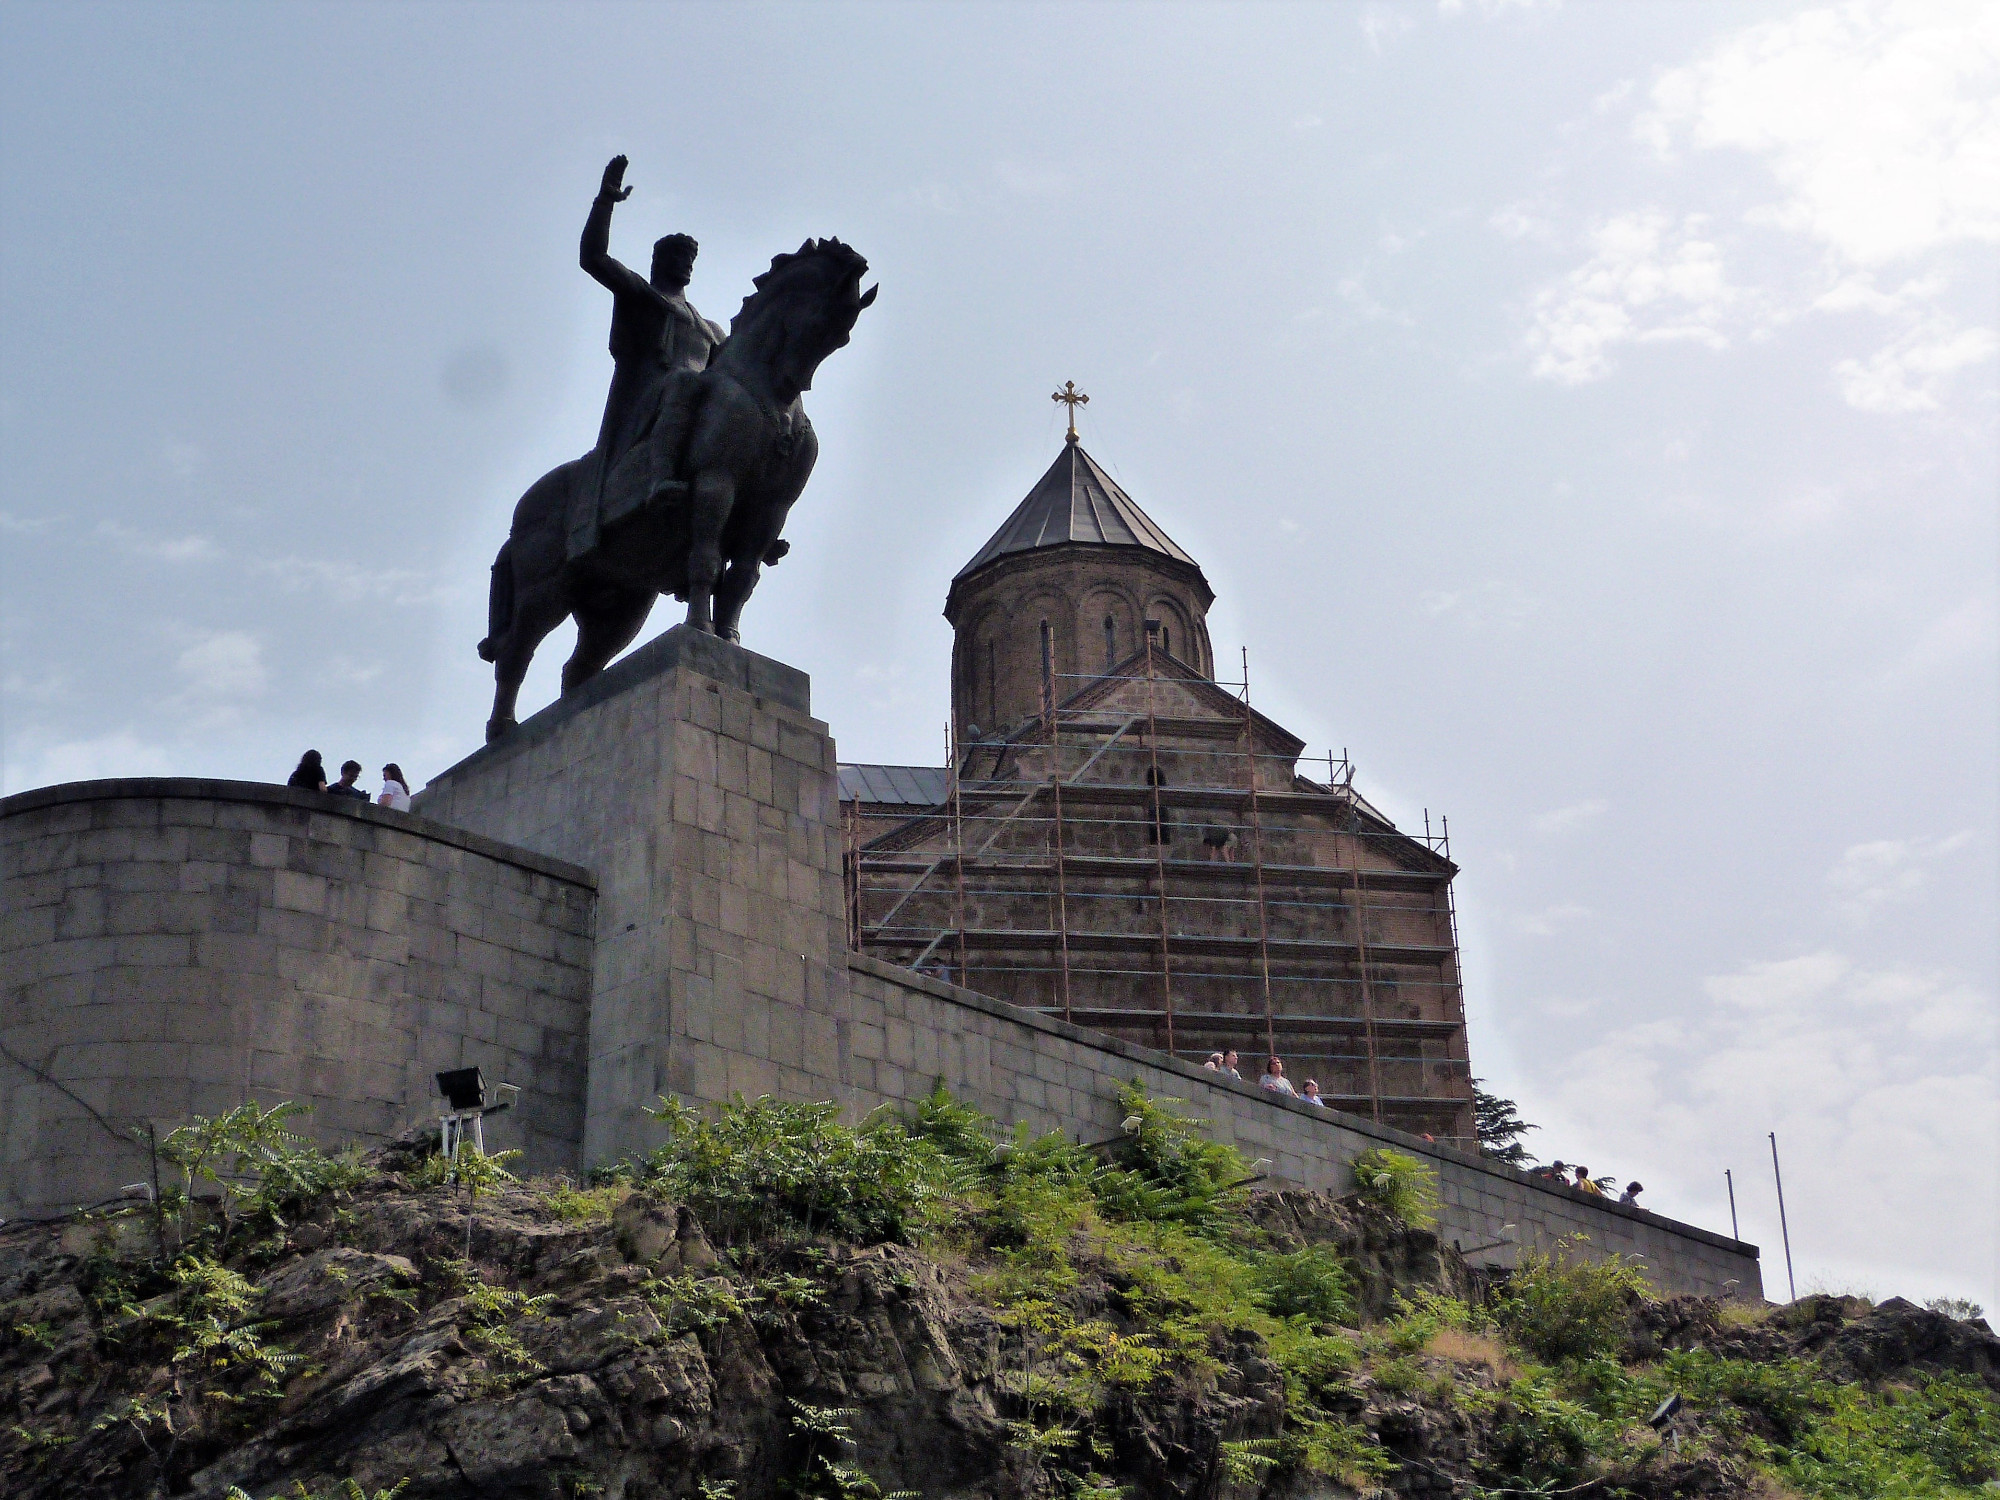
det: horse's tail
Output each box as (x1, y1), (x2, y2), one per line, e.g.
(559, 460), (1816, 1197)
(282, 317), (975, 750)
(477, 538), (514, 662)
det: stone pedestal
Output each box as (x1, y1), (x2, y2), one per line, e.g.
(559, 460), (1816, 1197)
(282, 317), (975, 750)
(413, 628), (845, 1167)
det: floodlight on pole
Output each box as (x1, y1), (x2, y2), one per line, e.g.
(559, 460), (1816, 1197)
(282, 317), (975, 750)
(434, 1068), (519, 1172)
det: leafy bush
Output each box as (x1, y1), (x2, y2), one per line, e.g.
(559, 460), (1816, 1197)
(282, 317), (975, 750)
(1489, 1236), (1648, 1364)
(1479, 1372), (1607, 1491)
(156, 1102), (367, 1255)
(1091, 1084), (1251, 1232)
(639, 1095), (969, 1246)
(1349, 1147), (1440, 1228)
(1250, 1246), (1357, 1325)
(1924, 1295), (1985, 1322)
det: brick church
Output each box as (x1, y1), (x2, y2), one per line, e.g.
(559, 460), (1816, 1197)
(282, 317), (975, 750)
(839, 420), (1478, 1144)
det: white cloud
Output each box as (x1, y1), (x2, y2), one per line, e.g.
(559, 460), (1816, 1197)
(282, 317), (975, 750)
(1421, 579), (1540, 629)
(1832, 316), (1998, 411)
(174, 630), (267, 700)
(1359, 4), (1416, 54)
(1440, 0), (1562, 16)
(1883, 595), (2000, 681)
(250, 554), (467, 606)
(1514, 902), (1593, 937)
(1541, 949), (1997, 1301)
(20, 729), (175, 789)
(1638, 0), (2000, 267)
(1531, 797), (1608, 833)
(1521, 2), (2000, 406)
(993, 160), (1072, 197)
(95, 519), (217, 562)
(1826, 831), (1975, 924)
(161, 439), (203, 480)
(1490, 202), (1559, 244)
(1524, 211), (1740, 383)
(0, 510), (60, 535)
(1660, 482), (1842, 539)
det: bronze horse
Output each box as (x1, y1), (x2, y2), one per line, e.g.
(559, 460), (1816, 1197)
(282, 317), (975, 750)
(477, 238), (875, 741)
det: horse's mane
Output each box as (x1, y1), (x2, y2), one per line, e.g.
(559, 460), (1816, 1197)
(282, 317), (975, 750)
(729, 237), (871, 337)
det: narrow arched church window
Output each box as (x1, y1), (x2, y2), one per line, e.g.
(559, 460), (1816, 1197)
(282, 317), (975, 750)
(1104, 615), (1116, 670)
(987, 640), (996, 726)
(1162, 627), (1171, 658)
(1040, 619), (1053, 687)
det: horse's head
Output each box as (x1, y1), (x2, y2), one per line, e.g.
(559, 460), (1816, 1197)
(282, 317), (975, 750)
(727, 238), (877, 395)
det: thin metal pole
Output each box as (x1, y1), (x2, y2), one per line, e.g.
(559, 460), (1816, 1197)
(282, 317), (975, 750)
(1725, 1168), (1739, 1240)
(1238, 647), (1276, 1061)
(949, 717), (968, 986)
(1769, 1133), (1796, 1301)
(1349, 808), (1383, 1125)
(1143, 627), (1175, 1055)
(1050, 703), (1074, 1022)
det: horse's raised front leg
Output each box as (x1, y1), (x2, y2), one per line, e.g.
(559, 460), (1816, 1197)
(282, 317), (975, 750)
(684, 469), (734, 634)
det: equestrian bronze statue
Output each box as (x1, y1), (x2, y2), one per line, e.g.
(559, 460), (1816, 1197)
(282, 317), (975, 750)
(477, 156), (876, 741)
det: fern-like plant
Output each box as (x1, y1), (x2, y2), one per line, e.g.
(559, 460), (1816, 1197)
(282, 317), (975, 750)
(1349, 1147), (1440, 1228)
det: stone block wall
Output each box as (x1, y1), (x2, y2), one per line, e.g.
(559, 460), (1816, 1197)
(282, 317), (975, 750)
(412, 627), (845, 1167)
(0, 780), (595, 1213)
(817, 956), (1761, 1299)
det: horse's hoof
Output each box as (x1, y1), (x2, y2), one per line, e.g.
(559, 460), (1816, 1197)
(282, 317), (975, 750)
(485, 717), (516, 743)
(476, 637), (497, 663)
(719, 626), (741, 644)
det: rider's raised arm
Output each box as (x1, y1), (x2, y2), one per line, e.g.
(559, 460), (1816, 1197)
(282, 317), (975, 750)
(580, 155), (654, 300)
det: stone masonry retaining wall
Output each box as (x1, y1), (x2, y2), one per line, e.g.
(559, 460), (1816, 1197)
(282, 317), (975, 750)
(0, 780), (596, 1213)
(0, 641), (1760, 1300)
(679, 951), (1759, 1299)
(412, 626), (846, 1169)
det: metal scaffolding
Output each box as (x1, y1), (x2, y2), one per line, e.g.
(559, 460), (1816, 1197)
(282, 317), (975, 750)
(842, 649), (1476, 1144)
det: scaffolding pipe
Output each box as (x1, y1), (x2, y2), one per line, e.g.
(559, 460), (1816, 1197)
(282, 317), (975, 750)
(1238, 647), (1278, 1061)
(1142, 625), (1176, 1054)
(1050, 703), (1075, 1021)
(1349, 811), (1384, 1125)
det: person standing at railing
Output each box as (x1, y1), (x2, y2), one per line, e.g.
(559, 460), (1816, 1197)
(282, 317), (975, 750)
(1260, 1056), (1295, 1096)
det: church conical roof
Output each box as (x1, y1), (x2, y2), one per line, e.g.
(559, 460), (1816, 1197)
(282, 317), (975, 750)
(953, 440), (1199, 582)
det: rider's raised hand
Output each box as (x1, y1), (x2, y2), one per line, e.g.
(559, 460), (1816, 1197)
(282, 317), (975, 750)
(599, 155), (633, 202)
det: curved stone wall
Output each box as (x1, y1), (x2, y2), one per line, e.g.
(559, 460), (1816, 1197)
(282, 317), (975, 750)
(0, 780), (596, 1215)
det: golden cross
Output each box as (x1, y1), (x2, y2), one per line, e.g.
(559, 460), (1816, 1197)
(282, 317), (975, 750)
(1051, 380), (1088, 444)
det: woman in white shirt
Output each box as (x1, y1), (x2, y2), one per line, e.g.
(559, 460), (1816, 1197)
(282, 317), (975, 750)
(1259, 1056), (1296, 1096)
(377, 763), (413, 812)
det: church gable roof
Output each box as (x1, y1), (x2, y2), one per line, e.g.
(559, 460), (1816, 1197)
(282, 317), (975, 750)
(1058, 650), (1306, 758)
(954, 441), (1199, 582)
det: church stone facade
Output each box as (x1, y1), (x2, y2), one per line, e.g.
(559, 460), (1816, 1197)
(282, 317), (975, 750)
(845, 436), (1478, 1144)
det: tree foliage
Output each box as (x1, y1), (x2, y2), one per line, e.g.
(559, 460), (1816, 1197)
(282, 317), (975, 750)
(1472, 1079), (1538, 1168)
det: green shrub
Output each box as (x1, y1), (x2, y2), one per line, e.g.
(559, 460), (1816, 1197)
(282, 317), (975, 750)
(156, 1102), (366, 1256)
(899, 1078), (999, 1167)
(1091, 1084), (1251, 1232)
(1349, 1147), (1439, 1228)
(640, 1095), (968, 1246)
(1250, 1246), (1357, 1325)
(1489, 1236), (1648, 1364)
(1478, 1373), (1606, 1491)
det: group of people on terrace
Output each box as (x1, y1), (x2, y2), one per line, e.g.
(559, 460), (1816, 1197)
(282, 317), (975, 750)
(1202, 1048), (1647, 1211)
(286, 750), (414, 812)
(1530, 1158), (1645, 1207)
(1202, 1048), (1329, 1108)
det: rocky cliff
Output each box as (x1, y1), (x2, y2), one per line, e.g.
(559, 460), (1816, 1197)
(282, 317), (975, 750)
(0, 1094), (1993, 1500)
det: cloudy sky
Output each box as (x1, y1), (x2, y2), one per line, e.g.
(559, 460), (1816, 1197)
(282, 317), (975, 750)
(3, 1), (1994, 1307)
